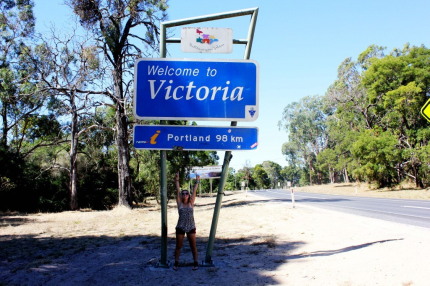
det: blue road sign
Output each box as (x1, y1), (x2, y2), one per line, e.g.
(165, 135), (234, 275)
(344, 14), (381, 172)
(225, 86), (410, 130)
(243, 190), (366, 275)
(133, 125), (258, 151)
(133, 58), (259, 121)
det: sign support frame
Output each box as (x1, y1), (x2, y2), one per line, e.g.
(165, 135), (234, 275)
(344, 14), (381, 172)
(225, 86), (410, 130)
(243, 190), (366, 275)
(156, 7), (259, 268)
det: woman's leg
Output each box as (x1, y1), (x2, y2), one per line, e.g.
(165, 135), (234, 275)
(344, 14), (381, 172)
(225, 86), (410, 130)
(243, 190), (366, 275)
(174, 232), (185, 269)
(187, 232), (198, 267)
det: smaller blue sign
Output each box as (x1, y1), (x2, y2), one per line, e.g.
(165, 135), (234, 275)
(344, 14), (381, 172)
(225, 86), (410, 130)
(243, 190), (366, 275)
(133, 125), (258, 151)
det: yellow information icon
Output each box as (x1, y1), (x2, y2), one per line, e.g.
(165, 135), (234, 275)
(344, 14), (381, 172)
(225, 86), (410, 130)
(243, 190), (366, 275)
(421, 98), (430, 122)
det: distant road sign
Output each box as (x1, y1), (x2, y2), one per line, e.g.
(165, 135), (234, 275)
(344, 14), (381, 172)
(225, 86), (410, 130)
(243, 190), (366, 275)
(421, 98), (430, 122)
(190, 165), (222, 179)
(133, 58), (259, 121)
(133, 125), (258, 151)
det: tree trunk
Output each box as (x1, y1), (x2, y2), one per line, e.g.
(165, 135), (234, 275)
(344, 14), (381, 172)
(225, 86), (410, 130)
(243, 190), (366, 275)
(412, 164), (424, 188)
(329, 167), (334, 184)
(116, 108), (132, 207)
(113, 65), (132, 207)
(70, 155), (78, 210)
(343, 168), (350, 183)
(69, 98), (79, 210)
(1, 104), (8, 149)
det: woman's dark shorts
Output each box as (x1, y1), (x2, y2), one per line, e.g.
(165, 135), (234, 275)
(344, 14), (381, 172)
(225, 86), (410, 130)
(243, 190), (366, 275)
(176, 227), (196, 235)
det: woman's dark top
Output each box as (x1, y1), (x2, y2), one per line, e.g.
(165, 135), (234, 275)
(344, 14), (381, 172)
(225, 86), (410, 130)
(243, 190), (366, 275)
(176, 206), (196, 233)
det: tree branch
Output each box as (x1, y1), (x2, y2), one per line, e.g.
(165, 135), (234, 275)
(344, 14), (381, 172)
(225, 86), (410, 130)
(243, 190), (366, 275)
(77, 124), (114, 138)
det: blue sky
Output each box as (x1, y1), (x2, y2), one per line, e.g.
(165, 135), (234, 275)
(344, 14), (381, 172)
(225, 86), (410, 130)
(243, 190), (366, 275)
(34, 0), (430, 170)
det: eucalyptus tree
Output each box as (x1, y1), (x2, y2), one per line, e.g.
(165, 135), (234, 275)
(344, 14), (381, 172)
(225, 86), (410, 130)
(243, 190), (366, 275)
(31, 30), (108, 210)
(0, 1), (69, 211)
(279, 95), (330, 185)
(67, 0), (168, 207)
(224, 167), (238, 190)
(252, 164), (270, 189)
(261, 161), (282, 188)
(236, 161), (254, 190)
(0, 0), (43, 151)
(315, 148), (337, 183)
(322, 46), (390, 183)
(280, 165), (300, 187)
(360, 44), (430, 187)
(324, 44), (430, 188)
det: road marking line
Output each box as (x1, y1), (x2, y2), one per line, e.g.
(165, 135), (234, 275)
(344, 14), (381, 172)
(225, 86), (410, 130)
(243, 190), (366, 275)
(402, 206), (430, 210)
(252, 190), (430, 220)
(327, 205), (430, 220)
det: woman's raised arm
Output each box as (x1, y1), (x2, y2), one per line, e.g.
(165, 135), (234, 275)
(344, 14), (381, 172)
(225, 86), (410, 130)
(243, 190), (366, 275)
(190, 175), (200, 206)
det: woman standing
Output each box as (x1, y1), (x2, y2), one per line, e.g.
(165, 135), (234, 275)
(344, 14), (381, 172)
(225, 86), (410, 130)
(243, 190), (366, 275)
(173, 173), (200, 270)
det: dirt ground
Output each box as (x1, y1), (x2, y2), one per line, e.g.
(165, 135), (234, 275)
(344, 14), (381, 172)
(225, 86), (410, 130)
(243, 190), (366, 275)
(1, 183), (430, 285)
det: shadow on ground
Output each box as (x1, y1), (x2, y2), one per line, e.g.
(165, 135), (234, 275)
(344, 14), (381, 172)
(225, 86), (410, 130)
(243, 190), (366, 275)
(286, 238), (404, 259)
(0, 213), (36, 228)
(1, 229), (403, 285)
(0, 232), (304, 285)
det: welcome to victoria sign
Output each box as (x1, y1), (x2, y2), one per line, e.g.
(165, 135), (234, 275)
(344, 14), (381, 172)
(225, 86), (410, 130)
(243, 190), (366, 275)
(133, 58), (259, 121)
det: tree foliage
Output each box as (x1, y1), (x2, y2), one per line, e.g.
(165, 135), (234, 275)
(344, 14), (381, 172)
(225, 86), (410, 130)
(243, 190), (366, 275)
(281, 44), (430, 188)
(252, 164), (270, 189)
(279, 95), (331, 184)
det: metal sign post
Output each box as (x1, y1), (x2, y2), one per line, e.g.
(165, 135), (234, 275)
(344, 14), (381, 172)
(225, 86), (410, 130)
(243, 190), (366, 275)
(154, 7), (259, 267)
(204, 8), (258, 267)
(157, 34), (169, 269)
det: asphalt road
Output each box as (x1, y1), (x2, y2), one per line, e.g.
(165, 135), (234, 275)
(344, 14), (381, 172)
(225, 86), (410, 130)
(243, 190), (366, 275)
(249, 189), (430, 229)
